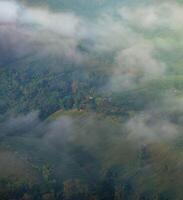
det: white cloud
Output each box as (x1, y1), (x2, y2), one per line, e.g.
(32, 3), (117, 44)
(0, 1), (19, 24)
(1, 0), (183, 88)
(126, 111), (180, 142)
(110, 43), (165, 90)
(0, 1), (88, 64)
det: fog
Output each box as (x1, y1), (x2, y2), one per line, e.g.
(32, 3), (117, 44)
(1, 0), (183, 138)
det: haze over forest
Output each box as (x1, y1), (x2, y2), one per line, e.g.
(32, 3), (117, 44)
(1, 0), (183, 199)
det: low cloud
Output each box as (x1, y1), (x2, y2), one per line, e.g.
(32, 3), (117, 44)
(1, 0), (183, 89)
(0, 111), (40, 136)
(0, 1), (19, 24)
(0, 0), (88, 65)
(126, 111), (180, 142)
(1, 1), (183, 142)
(110, 43), (165, 90)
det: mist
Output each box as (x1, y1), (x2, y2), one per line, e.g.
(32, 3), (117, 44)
(1, 0), (183, 199)
(1, 0), (183, 155)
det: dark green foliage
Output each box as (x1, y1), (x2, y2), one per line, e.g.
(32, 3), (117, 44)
(0, 57), (110, 119)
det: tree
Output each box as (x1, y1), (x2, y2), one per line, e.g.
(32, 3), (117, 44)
(63, 179), (88, 200)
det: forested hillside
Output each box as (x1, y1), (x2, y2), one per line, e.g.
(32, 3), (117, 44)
(1, 0), (183, 199)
